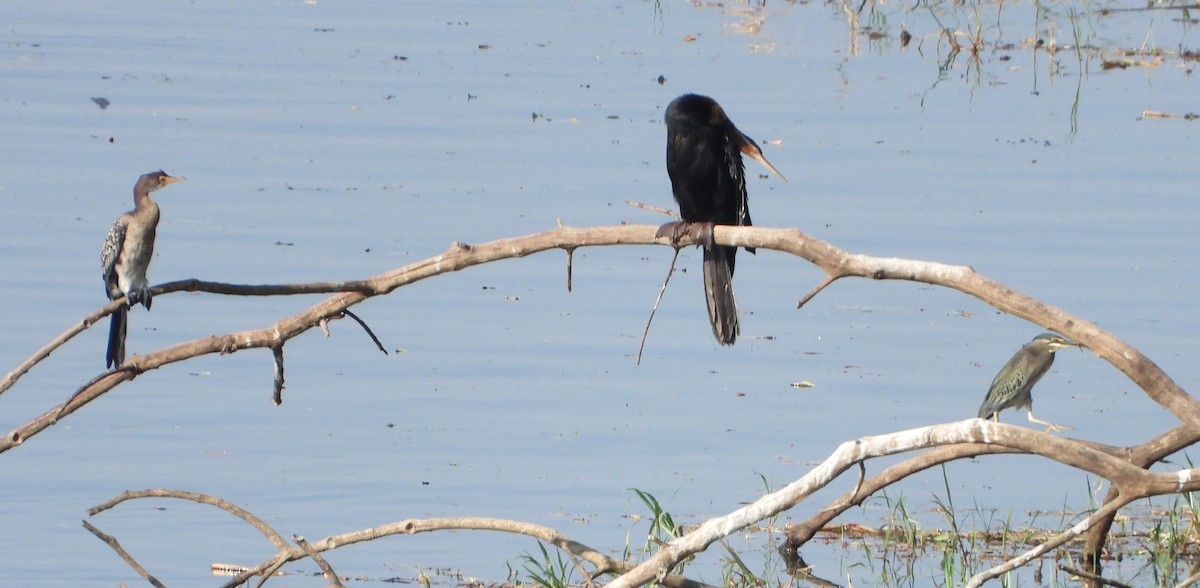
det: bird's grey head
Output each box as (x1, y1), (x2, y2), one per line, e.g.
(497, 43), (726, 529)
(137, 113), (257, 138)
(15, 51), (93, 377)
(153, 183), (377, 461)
(1032, 332), (1078, 353)
(136, 170), (185, 194)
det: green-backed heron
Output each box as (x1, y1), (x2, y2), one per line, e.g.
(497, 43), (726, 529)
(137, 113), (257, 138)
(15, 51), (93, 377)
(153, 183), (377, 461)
(977, 333), (1079, 432)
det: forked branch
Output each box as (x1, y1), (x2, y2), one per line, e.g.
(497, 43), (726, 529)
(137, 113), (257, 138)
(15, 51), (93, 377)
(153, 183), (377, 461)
(4, 224), (1194, 454)
(2, 223), (1196, 587)
(606, 419), (1200, 588)
(86, 488), (713, 588)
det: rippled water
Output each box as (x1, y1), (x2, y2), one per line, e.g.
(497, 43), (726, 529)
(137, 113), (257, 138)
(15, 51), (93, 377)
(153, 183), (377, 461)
(1, 0), (1198, 585)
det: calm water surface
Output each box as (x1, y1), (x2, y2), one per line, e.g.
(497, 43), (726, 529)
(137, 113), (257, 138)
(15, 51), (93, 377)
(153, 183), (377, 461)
(1, 0), (1198, 585)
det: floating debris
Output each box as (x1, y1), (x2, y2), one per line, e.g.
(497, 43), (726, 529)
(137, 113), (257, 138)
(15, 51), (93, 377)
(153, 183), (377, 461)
(1143, 110), (1199, 120)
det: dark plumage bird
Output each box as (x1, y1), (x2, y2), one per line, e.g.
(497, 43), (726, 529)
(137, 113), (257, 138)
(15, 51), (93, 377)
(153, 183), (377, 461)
(977, 332), (1079, 432)
(101, 170), (185, 368)
(659, 93), (785, 345)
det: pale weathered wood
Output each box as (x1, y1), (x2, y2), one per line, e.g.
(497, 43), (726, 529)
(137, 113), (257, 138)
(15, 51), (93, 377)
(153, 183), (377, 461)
(3, 223), (1196, 587)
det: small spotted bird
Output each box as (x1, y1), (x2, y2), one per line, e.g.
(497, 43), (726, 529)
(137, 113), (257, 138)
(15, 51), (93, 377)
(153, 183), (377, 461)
(101, 170), (185, 368)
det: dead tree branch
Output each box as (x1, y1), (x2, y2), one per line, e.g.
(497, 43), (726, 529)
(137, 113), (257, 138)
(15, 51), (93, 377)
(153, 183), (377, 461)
(293, 535), (344, 588)
(785, 431), (1164, 551)
(2, 223), (1196, 585)
(89, 488), (292, 551)
(82, 520), (166, 588)
(607, 419), (1200, 588)
(4, 224), (1195, 453)
(88, 488), (714, 588)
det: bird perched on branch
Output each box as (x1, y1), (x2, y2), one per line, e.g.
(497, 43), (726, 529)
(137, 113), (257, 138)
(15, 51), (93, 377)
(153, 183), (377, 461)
(657, 93), (785, 345)
(977, 332), (1080, 432)
(101, 170), (185, 368)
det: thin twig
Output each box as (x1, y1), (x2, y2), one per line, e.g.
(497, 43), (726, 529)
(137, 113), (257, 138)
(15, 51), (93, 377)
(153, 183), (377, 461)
(626, 200), (680, 220)
(565, 549), (598, 588)
(295, 535), (345, 588)
(338, 309), (387, 355)
(250, 554), (291, 588)
(82, 520), (166, 588)
(0, 307), (112, 396)
(636, 248), (681, 365)
(851, 462), (866, 501)
(1057, 564), (1135, 588)
(797, 273), (837, 309)
(54, 368), (130, 423)
(272, 345), (285, 405)
(566, 247), (575, 292)
(1173, 569), (1200, 588)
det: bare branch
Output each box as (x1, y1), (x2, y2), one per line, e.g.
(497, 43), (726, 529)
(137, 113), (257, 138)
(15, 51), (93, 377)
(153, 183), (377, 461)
(82, 520), (166, 588)
(796, 273), (837, 309)
(89, 488), (291, 551)
(1057, 564), (1136, 588)
(786, 444), (1015, 549)
(271, 345), (285, 405)
(0, 299), (121, 396)
(337, 309), (387, 355)
(625, 200), (680, 220)
(294, 535), (344, 588)
(566, 247), (575, 293)
(967, 497), (1131, 587)
(636, 248), (681, 366)
(607, 419), (1200, 588)
(4, 224), (1194, 446)
(1082, 423), (1200, 574)
(223, 515), (712, 588)
(86, 485), (716, 588)
(3, 223), (1197, 584)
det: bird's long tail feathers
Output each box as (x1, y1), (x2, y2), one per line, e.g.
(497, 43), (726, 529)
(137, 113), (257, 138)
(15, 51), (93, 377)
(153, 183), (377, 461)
(106, 306), (127, 369)
(702, 245), (739, 346)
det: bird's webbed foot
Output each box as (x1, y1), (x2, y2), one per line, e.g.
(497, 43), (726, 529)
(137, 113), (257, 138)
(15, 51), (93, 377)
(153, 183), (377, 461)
(690, 222), (715, 247)
(655, 221), (717, 248)
(127, 287), (153, 310)
(655, 220), (689, 244)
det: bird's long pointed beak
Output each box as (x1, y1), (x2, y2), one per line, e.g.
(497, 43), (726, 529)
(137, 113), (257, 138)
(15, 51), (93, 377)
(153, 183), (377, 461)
(163, 175), (186, 185)
(737, 133), (787, 182)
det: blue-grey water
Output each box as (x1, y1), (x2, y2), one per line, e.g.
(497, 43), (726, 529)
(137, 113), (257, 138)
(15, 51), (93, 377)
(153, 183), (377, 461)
(2, 1), (1198, 586)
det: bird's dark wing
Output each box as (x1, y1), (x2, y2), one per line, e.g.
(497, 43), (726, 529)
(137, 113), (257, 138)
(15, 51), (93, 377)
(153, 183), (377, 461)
(723, 131), (752, 229)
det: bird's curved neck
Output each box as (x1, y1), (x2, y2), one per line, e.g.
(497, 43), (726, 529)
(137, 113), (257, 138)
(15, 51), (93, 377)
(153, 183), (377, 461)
(133, 189), (158, 211)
